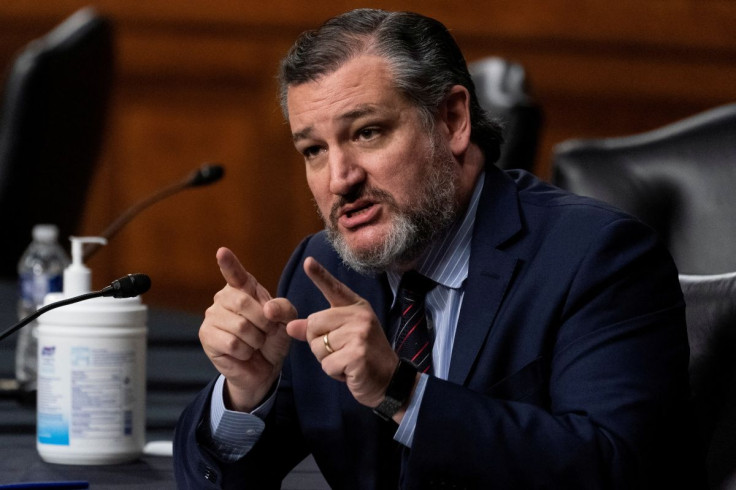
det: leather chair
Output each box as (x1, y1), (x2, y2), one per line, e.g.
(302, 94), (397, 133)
(552, 103), (736, 275)
(552, 106), (736, 488)
(680, 273), (736, 489)
(0, 7), (114, 278)
(469, 57), (542, 173)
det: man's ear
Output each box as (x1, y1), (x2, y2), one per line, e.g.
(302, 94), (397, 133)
(438, 85), (472, 157)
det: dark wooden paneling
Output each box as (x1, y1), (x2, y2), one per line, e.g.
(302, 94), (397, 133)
(1, 0), (734, 312)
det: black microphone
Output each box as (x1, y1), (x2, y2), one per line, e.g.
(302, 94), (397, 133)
(0, 273), (151, 342)
(99, 273), (152, 299)
(83, 163), (225, 261)
(188, 164), (224, 187)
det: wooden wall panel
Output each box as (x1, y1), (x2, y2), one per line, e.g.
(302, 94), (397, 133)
(1, 0), (734, 312)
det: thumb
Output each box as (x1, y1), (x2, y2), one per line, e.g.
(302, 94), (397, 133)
(264, 298), (298, 325)
(286, 318), (308, 341)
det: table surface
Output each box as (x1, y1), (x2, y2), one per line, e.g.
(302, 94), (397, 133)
(0, 280), (328, 489)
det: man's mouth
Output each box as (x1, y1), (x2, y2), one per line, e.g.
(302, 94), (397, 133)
(345, 202), (374, 219)
(328, 186), (397, 232)
(337, 201), (380, 230)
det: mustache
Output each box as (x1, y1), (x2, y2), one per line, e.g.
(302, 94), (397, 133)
(328, 185), (398, 226)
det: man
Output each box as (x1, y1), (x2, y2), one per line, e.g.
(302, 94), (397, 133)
(174, 8), (703, 489)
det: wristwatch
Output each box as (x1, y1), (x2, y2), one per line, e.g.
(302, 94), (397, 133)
(373, 359), (418, 422)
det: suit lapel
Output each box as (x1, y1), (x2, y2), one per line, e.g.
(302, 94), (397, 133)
(449, 167), (522, 385)
(449, 251), (518, 384)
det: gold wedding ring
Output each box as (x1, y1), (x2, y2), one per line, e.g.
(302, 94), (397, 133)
(323, 333), (334, 354)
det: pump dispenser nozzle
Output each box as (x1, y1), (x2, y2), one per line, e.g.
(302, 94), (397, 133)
(64, 236), (107, 297)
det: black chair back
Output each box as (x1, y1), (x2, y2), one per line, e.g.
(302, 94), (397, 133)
(552, 103), (736, 274)
(0, 7), (114, 277)
(680, 273), (736, 489)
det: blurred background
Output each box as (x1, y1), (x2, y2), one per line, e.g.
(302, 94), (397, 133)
(0, 0), (734, 314)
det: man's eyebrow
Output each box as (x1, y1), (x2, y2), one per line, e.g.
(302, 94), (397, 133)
(292, 126), (313, 143)
(338, 105), (378, 122)
(291, 105), (380, 143)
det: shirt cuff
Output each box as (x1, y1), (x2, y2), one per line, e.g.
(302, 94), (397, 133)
(207, 374), (277, 461)
(393, 373), (428, 448)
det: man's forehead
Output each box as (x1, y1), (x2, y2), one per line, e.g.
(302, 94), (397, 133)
(287, 55), (396, 106)
(286, 56), (405, 135)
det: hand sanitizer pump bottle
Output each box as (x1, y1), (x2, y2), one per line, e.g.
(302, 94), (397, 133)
(36, 237), (148, 465)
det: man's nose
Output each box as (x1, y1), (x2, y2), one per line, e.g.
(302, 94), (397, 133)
(328, 148), (365, 196)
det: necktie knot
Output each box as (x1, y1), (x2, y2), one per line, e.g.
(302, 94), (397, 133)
(397, 270), (436, 299)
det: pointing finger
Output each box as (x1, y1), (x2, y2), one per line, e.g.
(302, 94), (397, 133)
(303, 256), (363, 307)
(217, 247), (260, 297)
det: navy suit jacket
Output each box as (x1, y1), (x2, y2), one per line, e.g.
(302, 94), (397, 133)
(174, 167), (704, 489)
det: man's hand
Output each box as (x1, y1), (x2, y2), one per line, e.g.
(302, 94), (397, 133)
(199, 247), (296, 412)
(286, 256), (399, 408)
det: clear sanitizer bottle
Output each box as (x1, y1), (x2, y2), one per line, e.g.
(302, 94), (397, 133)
(16, 224), (71, 396)
(36, 236), (148, 465)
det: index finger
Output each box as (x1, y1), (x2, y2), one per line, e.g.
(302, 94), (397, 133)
(217, 247), (259, 297)
(303, 256), (363, 307)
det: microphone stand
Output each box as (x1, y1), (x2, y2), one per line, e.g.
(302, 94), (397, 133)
(0, 291), (103, 342)
(82, 163), (224, 261)
(0, 273), (151, 342)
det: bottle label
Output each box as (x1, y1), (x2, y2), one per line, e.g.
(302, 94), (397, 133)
(37, 335), (145, 450)
(19, 273), (63, 306)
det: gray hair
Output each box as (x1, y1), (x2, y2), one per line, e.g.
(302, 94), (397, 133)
(278, 8), (503, 163)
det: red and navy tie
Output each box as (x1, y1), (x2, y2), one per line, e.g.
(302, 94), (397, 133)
(391, 271), (436, 374)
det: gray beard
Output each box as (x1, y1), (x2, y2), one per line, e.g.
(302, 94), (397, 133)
(321, 140), (458, 275)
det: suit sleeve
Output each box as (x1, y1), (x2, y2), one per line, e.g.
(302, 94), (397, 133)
(403, 217), (700, 489)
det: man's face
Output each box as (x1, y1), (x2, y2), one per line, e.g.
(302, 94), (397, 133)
(287, 55), (459, 273)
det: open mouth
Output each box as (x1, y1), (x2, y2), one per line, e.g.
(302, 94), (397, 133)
(337, 200), (381, 230)
(345, 203), (374, 219)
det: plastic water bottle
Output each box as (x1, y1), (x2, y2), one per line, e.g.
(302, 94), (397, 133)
(16, 224), (70, 395)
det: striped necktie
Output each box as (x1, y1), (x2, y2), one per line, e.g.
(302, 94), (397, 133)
(391, 271), (436, 374)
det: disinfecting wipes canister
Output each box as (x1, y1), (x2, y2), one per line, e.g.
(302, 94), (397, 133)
(36, 294), (147, 465)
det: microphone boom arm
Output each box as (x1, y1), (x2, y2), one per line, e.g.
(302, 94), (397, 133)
(0, 273), (151, 342)
(84, 179), (186, 260)
(83, 163), (223, 261)
(0, 291), (102, 342)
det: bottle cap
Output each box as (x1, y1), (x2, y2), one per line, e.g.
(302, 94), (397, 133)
(32, 224), (59, 243)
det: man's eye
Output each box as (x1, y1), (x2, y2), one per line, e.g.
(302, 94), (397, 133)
(302, 146), (322, 158)
(357, 127), (380, 140)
